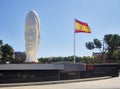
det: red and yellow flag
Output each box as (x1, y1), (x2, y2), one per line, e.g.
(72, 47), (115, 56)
(75, 19), (91, 33)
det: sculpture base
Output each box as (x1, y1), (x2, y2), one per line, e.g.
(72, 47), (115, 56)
(0, 63), (119, 83)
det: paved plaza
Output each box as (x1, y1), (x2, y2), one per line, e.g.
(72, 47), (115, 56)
(1, 76), (120, 89)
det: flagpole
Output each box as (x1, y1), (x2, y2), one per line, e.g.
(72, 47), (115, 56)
(73, 19), (91, 63)
(74, 32), (76, 63)
(74, 20), (76, 63)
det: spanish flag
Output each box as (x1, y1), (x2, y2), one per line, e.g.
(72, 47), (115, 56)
(75, 19), (91, 33)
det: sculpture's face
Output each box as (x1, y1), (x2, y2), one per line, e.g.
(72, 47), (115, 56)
(25, 25), (38, 53)
(25, 10), (40, 55)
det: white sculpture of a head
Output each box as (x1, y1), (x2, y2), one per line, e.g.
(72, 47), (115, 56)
(25, 10), (40, 62)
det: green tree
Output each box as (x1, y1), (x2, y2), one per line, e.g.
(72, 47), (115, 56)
(86, 34), (120, 62)
(0, 40), (3, 63)
(86, 39), (106, 61)
(1, 44), (14, 63)
(0, 40), (3, 51)
(94, 39), (102, 48)
(104, 34), (120, 50)
(0, 40), (3, 46)
(104, 34), (120, 61)
(113, 50), (120, 61)
(85, 42), (94, 50)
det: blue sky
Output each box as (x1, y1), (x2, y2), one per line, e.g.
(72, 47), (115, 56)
(0, 0), (120, 58)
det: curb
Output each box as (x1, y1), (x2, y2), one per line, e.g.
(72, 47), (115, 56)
(0, 76), (112, 87)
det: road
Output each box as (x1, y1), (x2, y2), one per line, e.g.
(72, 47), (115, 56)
(1, 76), (120, 89)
